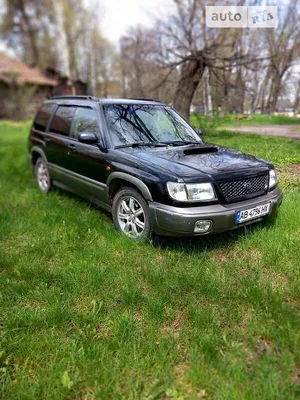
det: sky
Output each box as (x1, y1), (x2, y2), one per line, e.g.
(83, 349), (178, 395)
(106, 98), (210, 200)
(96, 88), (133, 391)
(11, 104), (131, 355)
(101, 0), (173, 43)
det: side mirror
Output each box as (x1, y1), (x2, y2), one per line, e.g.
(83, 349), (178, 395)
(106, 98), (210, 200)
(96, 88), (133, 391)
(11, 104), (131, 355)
(194, 128), (202, 135)
(78, 132), (98, 144)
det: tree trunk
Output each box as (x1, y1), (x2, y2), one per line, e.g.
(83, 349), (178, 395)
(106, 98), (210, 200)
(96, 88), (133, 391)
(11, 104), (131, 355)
(252, 67), (270, 114)
(258, 67), (273, 113)
(173, 55), (206, 120)
(19, 0), (39, 67)
(133, 60), (145, 97)
(52, 0), (71, 78)
(204, 68), (212, 116)
(121, 68), (127, 98)
(239, 84), (245, 114)
(269, 74), (281, 115)
(293, 81), (300, 118)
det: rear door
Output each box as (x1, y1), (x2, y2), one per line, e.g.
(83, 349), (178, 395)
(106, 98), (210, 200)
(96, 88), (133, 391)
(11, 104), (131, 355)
(45, 105), (76, 183)
(30, 102), (56, 148)
(45, 105), (76, 167)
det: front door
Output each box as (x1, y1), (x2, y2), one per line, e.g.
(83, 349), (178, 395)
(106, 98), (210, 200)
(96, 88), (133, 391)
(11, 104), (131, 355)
(64, 106), (107, 203)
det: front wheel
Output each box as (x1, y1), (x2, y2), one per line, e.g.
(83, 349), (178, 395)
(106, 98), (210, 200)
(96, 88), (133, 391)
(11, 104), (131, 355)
(34, 157), (52, 194)
(112, 187), (152, 240)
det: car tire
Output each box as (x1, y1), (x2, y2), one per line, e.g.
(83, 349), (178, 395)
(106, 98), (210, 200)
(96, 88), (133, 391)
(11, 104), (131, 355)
(112, 187), (152, 240)
(34, 157), (52, 194)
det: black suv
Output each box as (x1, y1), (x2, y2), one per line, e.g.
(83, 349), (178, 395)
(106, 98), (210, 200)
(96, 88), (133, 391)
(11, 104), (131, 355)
(28, 96), (282, 239)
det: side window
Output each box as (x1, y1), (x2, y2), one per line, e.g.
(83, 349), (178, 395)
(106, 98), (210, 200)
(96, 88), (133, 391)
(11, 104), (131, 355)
(71, 107), (100, 140)
(49, 106), (76, 136)
(33, 103), (55, 132)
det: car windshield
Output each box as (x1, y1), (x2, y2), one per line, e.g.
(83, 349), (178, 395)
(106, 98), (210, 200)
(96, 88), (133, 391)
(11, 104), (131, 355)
(103, 104), (202, 147)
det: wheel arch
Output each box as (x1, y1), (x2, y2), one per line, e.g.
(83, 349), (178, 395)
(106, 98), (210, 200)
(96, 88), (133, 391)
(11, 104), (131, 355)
(107, 172), (153, 202)
(31, 146), (47, 166)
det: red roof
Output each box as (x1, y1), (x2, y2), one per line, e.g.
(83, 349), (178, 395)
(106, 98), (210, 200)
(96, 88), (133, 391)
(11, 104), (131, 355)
(0, 52), (57, 86)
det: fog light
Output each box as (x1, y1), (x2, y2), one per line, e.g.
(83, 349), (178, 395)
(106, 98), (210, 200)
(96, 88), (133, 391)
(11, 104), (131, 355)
(194, 220), (212, 233)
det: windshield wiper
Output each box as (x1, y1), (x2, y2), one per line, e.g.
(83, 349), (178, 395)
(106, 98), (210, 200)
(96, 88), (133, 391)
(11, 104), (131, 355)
(115, 141), (168, 149)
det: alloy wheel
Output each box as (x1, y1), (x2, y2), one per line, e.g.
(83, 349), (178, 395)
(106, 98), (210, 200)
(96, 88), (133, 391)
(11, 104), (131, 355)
(37, 160), (50, 192)
(117, 196), (145, 238)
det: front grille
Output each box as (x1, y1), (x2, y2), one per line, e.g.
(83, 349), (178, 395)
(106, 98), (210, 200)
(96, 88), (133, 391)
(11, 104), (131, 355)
(218, 174), (268, 203)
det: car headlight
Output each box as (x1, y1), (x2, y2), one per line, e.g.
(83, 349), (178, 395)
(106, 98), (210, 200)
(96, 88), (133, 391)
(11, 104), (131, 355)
(269, 169), (278, 189)
(167, 182), (216, 202)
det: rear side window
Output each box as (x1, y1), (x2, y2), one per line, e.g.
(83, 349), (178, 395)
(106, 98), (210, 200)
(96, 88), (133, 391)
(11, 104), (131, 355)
(33, 103), (55, 132)
(71, 107), (100, 139)
(49, 106), (76, 136)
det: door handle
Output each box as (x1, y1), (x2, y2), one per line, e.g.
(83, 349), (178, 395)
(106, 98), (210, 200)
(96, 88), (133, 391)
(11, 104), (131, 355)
(68, 144), (76, 152)
(44, 136), (51, 142)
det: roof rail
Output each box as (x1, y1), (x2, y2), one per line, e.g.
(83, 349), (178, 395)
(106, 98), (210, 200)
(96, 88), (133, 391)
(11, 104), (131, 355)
(49, 95), (99, 101)
(128, 97), (163, 103)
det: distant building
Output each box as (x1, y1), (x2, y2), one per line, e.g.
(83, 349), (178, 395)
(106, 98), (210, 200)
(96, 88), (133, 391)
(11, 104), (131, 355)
(45, 67), (88, 97)
(0, 53), (89, 120)
(0, 52), (56, 119)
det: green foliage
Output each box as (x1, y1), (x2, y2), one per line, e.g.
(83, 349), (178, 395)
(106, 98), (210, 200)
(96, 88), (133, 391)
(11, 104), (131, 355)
(190, 112), (231, 134)
(0, 121), (300, 399)
(61, 371), (74, 391)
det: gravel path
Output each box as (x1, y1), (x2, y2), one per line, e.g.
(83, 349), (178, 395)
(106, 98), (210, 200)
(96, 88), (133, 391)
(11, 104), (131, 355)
(224, 125), (300, 140)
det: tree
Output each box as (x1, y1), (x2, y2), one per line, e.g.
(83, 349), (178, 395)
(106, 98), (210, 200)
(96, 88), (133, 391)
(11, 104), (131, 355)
(263, 0), (300, 114)
(0, 0), (113, 95)
(0, 0), (50, 66)
(150, 0), (259, 119)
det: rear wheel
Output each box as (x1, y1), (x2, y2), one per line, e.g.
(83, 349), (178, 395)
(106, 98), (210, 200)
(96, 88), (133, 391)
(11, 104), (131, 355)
(34, 157), (52, 194)
(112, 187), (152, 240)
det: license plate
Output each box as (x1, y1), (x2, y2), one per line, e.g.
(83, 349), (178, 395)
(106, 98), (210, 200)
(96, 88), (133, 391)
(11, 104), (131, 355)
(236, 203), (270, 224)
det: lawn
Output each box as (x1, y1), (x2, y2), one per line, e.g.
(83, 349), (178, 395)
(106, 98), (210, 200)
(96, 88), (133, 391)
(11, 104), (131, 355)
(0, 121), (300, 399)
(190, 114), (300, 136)
(223, 114), (300, 127)
(191, 114), (300, 127)
(220, 114), (300, 127)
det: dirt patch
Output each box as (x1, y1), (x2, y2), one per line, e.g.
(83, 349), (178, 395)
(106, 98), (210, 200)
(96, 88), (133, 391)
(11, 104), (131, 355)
(277, 163), (300, 178)
(277, 164), (300, 191)
(173, 364), (207, 398)
(224, 125), (300, 140)
(289, 163), (300, 175)
(260, 269), (289, 291)
(213, 247), (263, 265)
(160, 313), (185, 337)
(242, 336), (280, 371)
(239, 309), (255, 330)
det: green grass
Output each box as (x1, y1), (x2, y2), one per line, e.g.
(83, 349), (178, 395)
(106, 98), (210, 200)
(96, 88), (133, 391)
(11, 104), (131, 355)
(205, 130), (300, 166)
(191, 114), (300, 134)
(0, 121), (300, 399)
(221, 114), (300, 127)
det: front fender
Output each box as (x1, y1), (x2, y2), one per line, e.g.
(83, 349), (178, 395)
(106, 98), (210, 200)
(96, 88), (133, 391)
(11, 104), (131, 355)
(107, 172), (153, 201)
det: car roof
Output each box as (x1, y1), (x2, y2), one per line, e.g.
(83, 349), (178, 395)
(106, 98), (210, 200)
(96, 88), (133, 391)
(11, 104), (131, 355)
(45, 96), (166, 106)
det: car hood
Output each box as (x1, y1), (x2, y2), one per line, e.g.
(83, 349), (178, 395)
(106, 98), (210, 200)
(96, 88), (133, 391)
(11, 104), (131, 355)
(120, 144), (271, 182)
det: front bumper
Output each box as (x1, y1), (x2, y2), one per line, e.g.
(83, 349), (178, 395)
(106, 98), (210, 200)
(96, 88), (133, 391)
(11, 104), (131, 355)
(150, 187), (283, 236)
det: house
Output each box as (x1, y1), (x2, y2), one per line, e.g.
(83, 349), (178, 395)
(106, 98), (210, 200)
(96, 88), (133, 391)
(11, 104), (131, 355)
(45, 67), (88, 97)
(0, 52), (57, 119)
